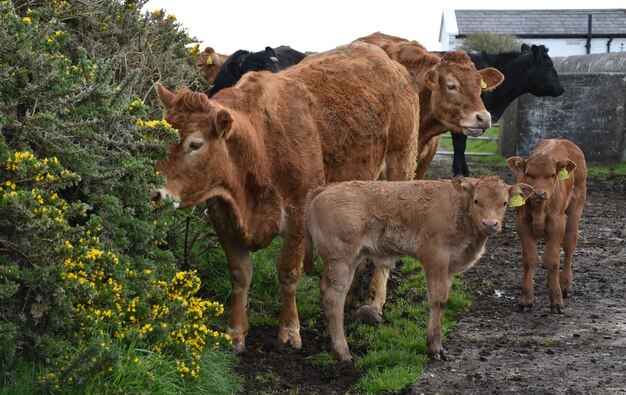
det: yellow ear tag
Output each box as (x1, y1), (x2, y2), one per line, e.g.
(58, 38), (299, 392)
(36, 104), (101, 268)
(557, 167), (569, 180)
(218, 128), (227, 138)
(205, 56), (213, 65)
(481, 79), (488, 91)
(509, 193), (525, 207)
(428, 79), (437, 88)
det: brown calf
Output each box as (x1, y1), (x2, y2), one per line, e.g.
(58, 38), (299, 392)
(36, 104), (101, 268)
(351, 32), (504, 324)
(507, 138), (587, 313)
(305, 177), (533, 361)
(152, 42), (420, 353)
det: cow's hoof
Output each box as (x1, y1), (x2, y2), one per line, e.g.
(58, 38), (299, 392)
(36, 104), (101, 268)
(355, 305), (383, 326)
(550, 305), (564, 314)
(232, 342), (246, 355)
(429, 349), (447, 361)
(517, 303), (533, 313)
(562, 287), (573, 298)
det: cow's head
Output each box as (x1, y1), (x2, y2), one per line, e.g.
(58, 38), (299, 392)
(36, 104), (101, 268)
(426, 51), (504, 136)
(506, 153), (575, 205)
(520, 44), (565, 97)
(195, 47), (228, 84)
(151, 83), (241, 208)
(230, 46), (279, 77)
(453, 176), (533, 235)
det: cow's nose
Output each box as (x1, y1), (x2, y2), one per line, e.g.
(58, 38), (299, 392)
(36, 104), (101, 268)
(150, 189), (164, 203)
(474, 111), (491, 129)
(534, 191), (547, 201)
(482, 219), (500, 235)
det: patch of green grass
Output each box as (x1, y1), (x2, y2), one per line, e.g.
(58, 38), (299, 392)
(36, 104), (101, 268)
(537, 338), (560, 347)
(310, 351), (336, 371)
(587, 162), (626, 177)
(255, 369), (280, 384)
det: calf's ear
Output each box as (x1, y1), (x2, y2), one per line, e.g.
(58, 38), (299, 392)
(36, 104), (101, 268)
(478, 68), (504, 91)
(155, 82), (174, 111)
(214, 108), (233, 139)
(556, 159), (576, 179)
(509, 183), (534, 201)
(521, 43), (530, 52)
(506, 156), (525, 174)
(452, 177), (476, 194)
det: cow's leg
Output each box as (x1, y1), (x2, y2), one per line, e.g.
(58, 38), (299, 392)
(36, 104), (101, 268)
(415, 136), (440, 180)
(276, 213), (305, 349)
(209, 210), (252, 354)
(451, 132), (470, 177)
(561, 205), (582, 298)
(346, 259), (367, 309)
(320, 256), (357, 362)
(544, 218), (567, 313)
(423, 257), (450, 361)
(518, 221), (538, 312)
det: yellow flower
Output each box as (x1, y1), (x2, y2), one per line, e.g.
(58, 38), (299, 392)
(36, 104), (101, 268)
(167, 14), (176, 21)
(22, 17), (31, 23)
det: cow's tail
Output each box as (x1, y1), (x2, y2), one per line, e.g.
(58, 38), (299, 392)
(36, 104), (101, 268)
(303, 186), (327, 275)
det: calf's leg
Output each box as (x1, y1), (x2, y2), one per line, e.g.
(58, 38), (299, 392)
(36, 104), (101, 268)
(544, 219), (566, 313)
(517, 218), (538, 312)
(561, 205), (582, 298)
(423, 259), (450, 360)
(321, 256), (357, 362)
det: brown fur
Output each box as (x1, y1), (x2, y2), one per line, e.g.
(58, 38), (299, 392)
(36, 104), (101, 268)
(355, 32), (504, 180)
(195, 47), (229, 84)
(305, 177), (533, 361)
(153, 42), (420, 353)
(507, 138), (587, 313)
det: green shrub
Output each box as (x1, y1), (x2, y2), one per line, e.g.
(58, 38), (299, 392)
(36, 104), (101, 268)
(0, 0), (235, 392)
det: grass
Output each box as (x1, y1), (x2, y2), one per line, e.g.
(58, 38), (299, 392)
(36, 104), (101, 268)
(438, 126), (507, 168)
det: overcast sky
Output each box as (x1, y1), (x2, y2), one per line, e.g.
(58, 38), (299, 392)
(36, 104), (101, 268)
(145, 0), (625, 53)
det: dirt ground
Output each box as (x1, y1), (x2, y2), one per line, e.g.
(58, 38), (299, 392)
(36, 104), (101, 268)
(234, 158), (626, 394)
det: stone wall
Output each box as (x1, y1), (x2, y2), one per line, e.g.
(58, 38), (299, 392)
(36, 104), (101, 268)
(499, 52), (626, 163)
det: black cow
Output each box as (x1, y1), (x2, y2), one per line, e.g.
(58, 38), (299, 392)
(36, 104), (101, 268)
(208, 46), (306, 97)
(451, 44), (565, 177)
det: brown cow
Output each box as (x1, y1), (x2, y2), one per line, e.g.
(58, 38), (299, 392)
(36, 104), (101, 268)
(506, 138), (587, 313)
(304, 177), (533, 361)
(351, 32), (504, 324)
(355, 32), (504, 179)
(195, 47), (229, 84)
(151, 42), (420, 353)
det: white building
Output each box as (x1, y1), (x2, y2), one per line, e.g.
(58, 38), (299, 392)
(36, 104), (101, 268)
(440, 9), (626, 57)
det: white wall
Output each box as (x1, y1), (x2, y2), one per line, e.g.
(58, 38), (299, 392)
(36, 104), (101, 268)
(446, 36), (626, 56)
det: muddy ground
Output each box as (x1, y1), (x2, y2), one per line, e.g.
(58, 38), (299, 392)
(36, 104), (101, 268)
(234, 158), (626, 394)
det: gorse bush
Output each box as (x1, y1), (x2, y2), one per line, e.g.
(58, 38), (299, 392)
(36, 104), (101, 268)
(459, 32), (522, 53)
(0, 0), (236, 392)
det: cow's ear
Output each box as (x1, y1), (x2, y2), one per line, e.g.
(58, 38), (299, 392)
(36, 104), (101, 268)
(521, 43), (530, 52)
(155, 82), (175, 111)
(478, 67), (504, 91)
(425, 68), (439, 90)
(556, 159), (576, 179)
(452, 177), (476, 194)
(265, 47), (279, 63)
(226, 60), (242, 79)
(214, 108), (233, 139)
(508, 183), (534, 206)
(506, 156), (525, 174)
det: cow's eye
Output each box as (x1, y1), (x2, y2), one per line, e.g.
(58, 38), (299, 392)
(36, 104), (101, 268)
(474, 199), (479, 205)
(503, 201), (507, 207)
(187, 141), (203, 153)
(551, 173), (556, 178)
(447, 83), (457, 91)
(525, 172), (531, 178)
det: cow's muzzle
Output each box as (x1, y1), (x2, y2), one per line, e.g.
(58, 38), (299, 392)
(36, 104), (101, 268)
(150, 188), (180, 208)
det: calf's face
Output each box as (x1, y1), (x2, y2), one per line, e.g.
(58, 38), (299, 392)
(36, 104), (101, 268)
(427, 52), (504, 136)
(151, 83), (235, 208)
(453, 176), (534, 235)
(506, 154), (576, 205)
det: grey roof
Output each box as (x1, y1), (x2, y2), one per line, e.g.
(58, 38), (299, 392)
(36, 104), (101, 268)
(455, 9), (626, 37)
